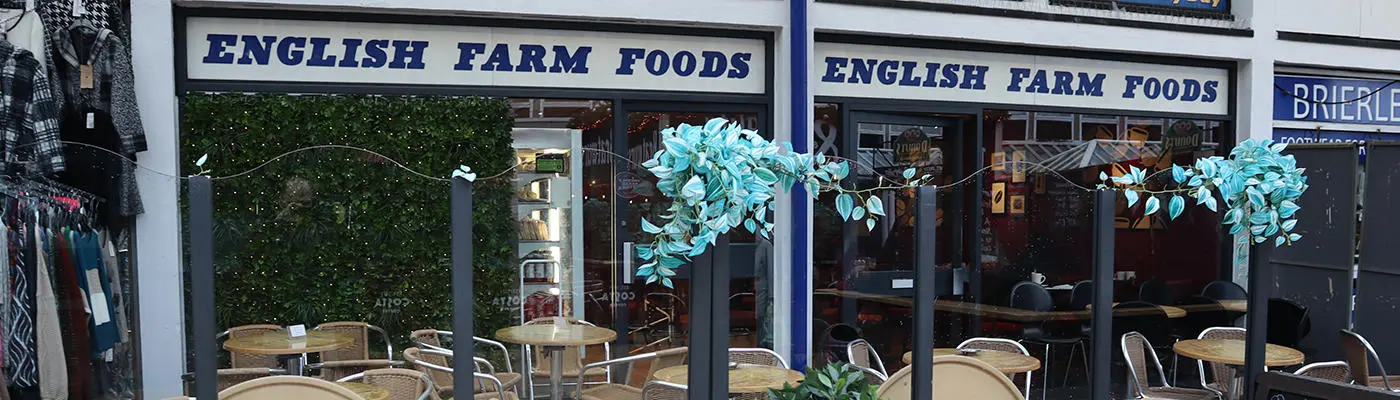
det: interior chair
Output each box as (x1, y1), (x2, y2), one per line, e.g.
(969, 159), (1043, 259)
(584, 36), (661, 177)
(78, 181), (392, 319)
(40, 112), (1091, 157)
(1196, 327), (1245, 397)
(847, 339), (888, 381)
(1294, 361), (1351, 383)
(1064, 281), (1095, 387)
(730, 292), (758, 344)
(1010, 281), (1082, 400)
(218, 324), (283, 369)
(630, 292), (686, 354)
(573, 346), (688, 400)
(874, 355), (1025, 400)
(959, 337), (1034, 399)
(1267, 298), (1312, 350)
(1068, 281), (1094, 311)
(336, 368), (434, 400)
(403, 347), (518, 400)
(640, 380), (688, 400)
(410, 329), (522, 397)
(523, 317), (612, 398)
(1200, 281), (1247, 301)
(1139, 279), (1177, 306)
(218, 375), (364, 400)
(310, 321), (397, 381)
(1340, 329), (1400, 391)
(1112, 301), (1177, 384)
(1121, 332), (1220, 400)
(1174, 296), (1227, 343)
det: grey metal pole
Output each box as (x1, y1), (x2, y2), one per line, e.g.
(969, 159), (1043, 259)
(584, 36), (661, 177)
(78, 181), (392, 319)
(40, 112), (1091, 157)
(687, 234), (718, 400)
(710, 234), (731, 397)
(1245, 244), (1273, 399)
(912, 186), (938, 400)
(1091, 189), (1116, 400)
(451, 177), (475, 399)
(189, 176), (217, 400)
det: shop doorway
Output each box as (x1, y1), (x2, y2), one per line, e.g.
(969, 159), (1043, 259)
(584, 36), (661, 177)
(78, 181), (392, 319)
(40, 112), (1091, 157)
(576, 102), (769, 374)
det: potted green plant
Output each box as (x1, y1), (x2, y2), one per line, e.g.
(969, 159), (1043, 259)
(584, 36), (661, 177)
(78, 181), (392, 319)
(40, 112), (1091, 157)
(768, 362), (880, 400)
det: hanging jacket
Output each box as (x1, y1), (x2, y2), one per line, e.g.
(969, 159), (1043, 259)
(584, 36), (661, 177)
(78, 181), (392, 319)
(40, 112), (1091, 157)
(71, 232), (114, 356)
(31, 228), (65, 400)
(51, 27), (142, 220)
(0, 40), (63, 175)
(51, 232), (88, 400)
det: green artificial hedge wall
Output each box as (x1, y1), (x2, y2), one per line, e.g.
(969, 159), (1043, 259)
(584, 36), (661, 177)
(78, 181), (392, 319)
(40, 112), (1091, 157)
(181, 93), (517, 354)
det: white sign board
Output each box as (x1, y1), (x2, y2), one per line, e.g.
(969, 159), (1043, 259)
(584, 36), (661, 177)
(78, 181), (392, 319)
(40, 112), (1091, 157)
(815, 43), (1230, 116)
(185, 17), (767, 94)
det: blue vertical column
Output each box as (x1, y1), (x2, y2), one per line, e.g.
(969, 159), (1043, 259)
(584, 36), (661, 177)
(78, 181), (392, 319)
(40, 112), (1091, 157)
(788, 0), (811, 371)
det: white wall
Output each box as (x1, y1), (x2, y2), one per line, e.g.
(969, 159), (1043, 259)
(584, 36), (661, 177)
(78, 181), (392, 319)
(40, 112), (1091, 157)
(1276, 0), (1400, 41)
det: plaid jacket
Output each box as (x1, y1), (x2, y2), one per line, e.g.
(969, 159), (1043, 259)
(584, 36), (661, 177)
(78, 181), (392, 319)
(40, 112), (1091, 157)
(0, 41), (65, 174)
(53, 27), (146, 155)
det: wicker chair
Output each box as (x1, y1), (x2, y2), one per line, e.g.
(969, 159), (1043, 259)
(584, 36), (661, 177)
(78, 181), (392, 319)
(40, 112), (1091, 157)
(1122, 332), (1219, 400)
(1341, 329), (1400, 391)
(729, 347), (788, 368)
(217, 368), (285, 391)
(874, 356), (1024, 400)
(219, 324), (283, 369)
(1196, 327), (1245, 396)
(575, 347), (689, 400)
(958, 337), (1033, 399)
(337, 368), (434, 400)
(410, 329), (522, 396)
(219, 376), (364, 399)
(310, 321), (398, 381)
(640, 380), (688, 400)
(1294, 361), (1351, 383)
(523, 318), (612, 398)
(847, 339), (888, 381)
(403, 347), (519, 400)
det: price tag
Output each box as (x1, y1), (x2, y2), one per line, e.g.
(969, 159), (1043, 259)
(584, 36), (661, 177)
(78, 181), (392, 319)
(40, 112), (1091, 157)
(85, 112), (94, 129)
(79, 64), (94, 89)
(287, 324), (307, 338)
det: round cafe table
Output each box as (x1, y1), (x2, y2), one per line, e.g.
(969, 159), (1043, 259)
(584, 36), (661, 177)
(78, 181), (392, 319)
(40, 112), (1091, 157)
(1085, 303), (1188, 319)
(1173, 339), (1304, 399)
(901, 349), (1042, 374)
(496, 323), (616, 400)
(222, 330), (353, 375)
(652, 364), (805, 394)
(336, 382), (389, 400)
(1218, 300), (1249, 312)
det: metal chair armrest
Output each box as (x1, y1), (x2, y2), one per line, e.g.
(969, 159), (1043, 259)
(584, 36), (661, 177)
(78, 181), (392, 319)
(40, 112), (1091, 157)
(474, 357), (497, 374)
(474, 336), (515, 372)
(334, 372), (367, 383)
(575, 351), (659, 397)
(366, 324), (394, 361)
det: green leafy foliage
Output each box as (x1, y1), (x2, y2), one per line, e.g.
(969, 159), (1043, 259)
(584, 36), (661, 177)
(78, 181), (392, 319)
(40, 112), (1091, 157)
(181, 93), (517, 355)
(768, 362), (880, 400)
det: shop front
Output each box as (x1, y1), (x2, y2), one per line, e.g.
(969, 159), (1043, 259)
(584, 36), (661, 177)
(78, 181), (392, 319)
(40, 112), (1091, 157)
(807, 35), (1237, 399)
(1272, 72), (1400, 164)
(174, 8), (782, 398)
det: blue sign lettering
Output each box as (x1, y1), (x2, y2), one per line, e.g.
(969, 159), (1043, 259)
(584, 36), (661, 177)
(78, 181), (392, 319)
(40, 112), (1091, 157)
(822, 57), (988, 89)
(1122, 75), (1216, 103)
(1272, 128), (1378, 162)
(1116, 0), (1227, 12)
(1274, 75), (1400, 126)
(200, 34), (750, 80)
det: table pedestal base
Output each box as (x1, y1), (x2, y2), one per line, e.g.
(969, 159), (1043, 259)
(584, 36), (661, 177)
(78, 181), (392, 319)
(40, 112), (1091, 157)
(546, 345), (566, 400)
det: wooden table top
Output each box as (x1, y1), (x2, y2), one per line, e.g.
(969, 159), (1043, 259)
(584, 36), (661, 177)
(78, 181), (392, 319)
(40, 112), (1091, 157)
(1085, 303), (1188, 319)
(1173, 339), (1304, 367)
(222, 330), (353, 355)
(495, 324), (617, 347)
(901, 349), (1042, 373)
(652, 364), (804, 394)
(336, 382), (389, 400)
(1218, 300), (1248, 312)
(817, 289), (1193, 322)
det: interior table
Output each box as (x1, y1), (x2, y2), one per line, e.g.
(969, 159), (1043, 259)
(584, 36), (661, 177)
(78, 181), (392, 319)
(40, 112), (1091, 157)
(336, 382), (390, 400)
(1217, 300), (1249, 312)
(496, 323), (617, 400)
(652, 364), (805, 394)
(221, 330), (353, 375)
(1085, 303), (1189, 319)
(900, 349), (1042, 374)
(1173, 338), (1304, 399)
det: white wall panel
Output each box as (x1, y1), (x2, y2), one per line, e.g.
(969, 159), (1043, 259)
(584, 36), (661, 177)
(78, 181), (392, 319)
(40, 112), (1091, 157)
(1275, 0), (1360, 37)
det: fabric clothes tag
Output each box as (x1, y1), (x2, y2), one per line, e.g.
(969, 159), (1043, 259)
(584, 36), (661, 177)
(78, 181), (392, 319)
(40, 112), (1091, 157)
(86, 269), (111, 325)
(80, 64), (94, 89)
(85, 113), (94, 129)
